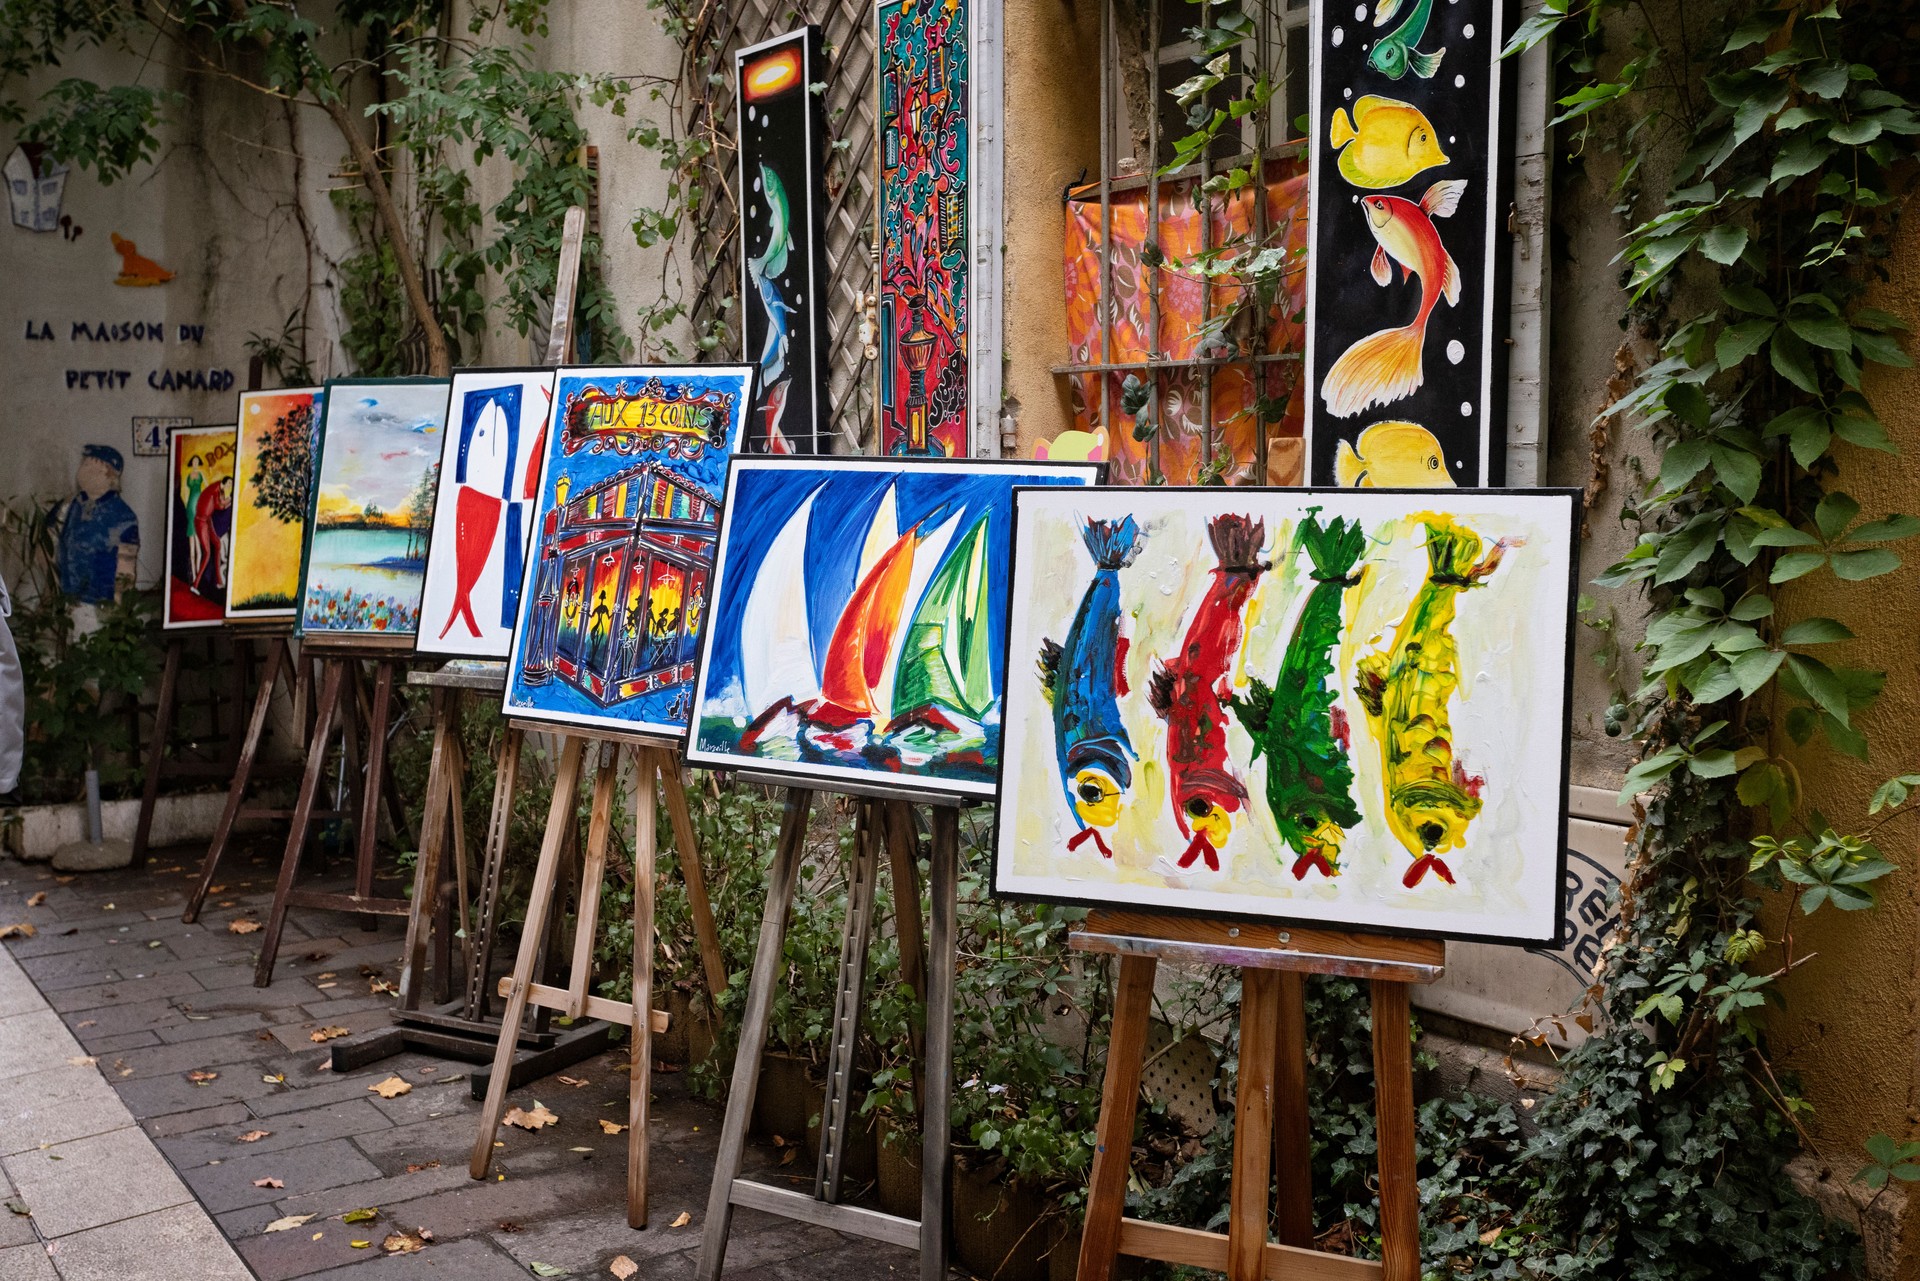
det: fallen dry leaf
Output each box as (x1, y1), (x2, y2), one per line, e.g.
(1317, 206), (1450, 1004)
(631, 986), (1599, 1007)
(54, 876), (73, 884)
(309, 1026), (350, 1043)
(503, 1103), (558, 1131)
(208, 885), (227, 894)
(263, 1073), (286, 1085)
(25, 892), (45, 907)
(597, 1119), (627, 1136)
(0, 923), (36, 940)
(1480, 1226), (1504, 1245)
(316, 983), (336, 990)
(66, 1056), (96, 1067)
(610, 1256), (639, 1279)
(368, 1077), (411, 1099)
(341, 1208), (378, 1224)
(263, 1214), (314, 1234)
(310, 1231), (323, 1241)
(351, 1240), (371, 1249)
(556, 1075), (590, 1088)
(669, 1211), (691, 1229)
(369, 977), (397, 995)
(383, 1231), (426, 1254)
(405, 1161), (440, 1174)
(316, 972), (335, 981)
(237, 1130), (271, 1143)
(187, 1070), (218, 1083)
(496, 1220), (522, 1233)
(252, 1178), (284, 1189)
(227, 919), (262, 935)
(75, 1020), (95, 1029)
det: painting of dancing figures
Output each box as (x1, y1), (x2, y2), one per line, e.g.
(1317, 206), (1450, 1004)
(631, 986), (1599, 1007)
(163, 424), (237, 628)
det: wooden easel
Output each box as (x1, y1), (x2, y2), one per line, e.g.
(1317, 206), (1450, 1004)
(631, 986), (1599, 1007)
(132, 632), (253, 867)
(697, 784), (955, 1281)
(250, 643), (415, 987)
(183, 625), (318, 923)
(1071, 912), (1444, 1281)
(468, 723), (726, 1229)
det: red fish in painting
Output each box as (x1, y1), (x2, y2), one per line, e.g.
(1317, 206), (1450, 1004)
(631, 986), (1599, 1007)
(1147, 515), (1268, 872)
(1321, 178), (1466, 418)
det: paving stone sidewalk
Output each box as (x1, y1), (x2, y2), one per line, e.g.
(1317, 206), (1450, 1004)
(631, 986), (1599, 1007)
(1, 843), (949, 1280)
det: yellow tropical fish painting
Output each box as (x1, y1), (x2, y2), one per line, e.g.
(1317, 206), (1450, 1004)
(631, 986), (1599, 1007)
(1329, 96), (1450, 190)
(1334, 421), (1454, 488)
(1353, 516), (1512, 888)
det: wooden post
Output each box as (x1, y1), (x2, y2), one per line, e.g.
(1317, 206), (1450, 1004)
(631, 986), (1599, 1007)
(397, 688), (458, 1004)
(254, 659), (345, 986)
(1077, 953), (1157, 1281)
(1273, 969), (1314, 1248)
(565, 748), (619, 1019)
(1372, 979), (1419, 1281)
(184, 635), (292, 923)
(658, 758), (728, 1000)
(628, 749), (663, 1229)
(1228, 968), (1281, 1279)
(883, 799), (928, 1108)
(130, 637), (183, 868)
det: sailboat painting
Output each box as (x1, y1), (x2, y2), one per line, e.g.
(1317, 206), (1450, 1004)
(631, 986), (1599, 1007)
(686, 457), (1101, 797)
(416, 369), (558, 659)
(502, 364), (754, 740)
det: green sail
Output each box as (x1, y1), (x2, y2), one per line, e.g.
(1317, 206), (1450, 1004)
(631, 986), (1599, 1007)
(892, 513), (993, 720)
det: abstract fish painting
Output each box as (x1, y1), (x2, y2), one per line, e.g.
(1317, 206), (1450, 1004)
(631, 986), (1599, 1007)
(416, 369), (558, 659)
(298, 378), (452, 642)
(229, 387), (324, 619)
(163, 424), (238, 629)
(502, 365), (753, 740)
(992, 488), (1578, 947)
(685, 458), (1101, 798)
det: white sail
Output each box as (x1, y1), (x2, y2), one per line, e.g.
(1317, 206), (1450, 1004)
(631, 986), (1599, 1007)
(874, 510), (960, 730)
(740, 485), (823, 716)
(856, 484), (897, 588)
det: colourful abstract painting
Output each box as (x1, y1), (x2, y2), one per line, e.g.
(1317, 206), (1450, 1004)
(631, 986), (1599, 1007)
(877, 0), (969, 458)
(992, 488), (1577, 945)
(298, 378), (451, 641)
(229, 387), (323, 619)
(163, 424), (237, 628)
(685, 458), (1101, 798)
(502, 364), (753, 739)
(736, 26), (832, 454)
(1302, 0), (1514, 486)
(416, 369), (557, 659)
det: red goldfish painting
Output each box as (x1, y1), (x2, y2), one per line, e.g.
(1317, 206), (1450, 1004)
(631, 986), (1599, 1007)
(1321, 179), (1466, 418)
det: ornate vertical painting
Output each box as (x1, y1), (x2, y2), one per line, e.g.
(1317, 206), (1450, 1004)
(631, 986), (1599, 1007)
(736, 26), (832, 454)
(228, 386), (324, 620)
(298, 378), (452, 641)
(684, 457), (1101, 798)
(502, 364), (754, 739)
(162, 424), (237, 629)
(1302, 0), (1516, 487)
(416, 369), (558, 659)
(877, 0), (970, 458)
(991, 488), (1577, 946)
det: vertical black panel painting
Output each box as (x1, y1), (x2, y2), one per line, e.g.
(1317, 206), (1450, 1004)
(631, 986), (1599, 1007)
(736, 26), (832, 454)
(1303, 0), (1518, 488)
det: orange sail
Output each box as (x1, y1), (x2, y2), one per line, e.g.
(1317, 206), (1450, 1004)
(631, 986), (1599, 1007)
(817, 528), (923, 718)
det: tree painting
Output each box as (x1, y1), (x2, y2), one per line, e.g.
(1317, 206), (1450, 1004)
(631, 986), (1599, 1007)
(250, 400), (315, 526)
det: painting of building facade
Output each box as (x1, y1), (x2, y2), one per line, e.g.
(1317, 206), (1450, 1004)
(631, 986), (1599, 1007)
(877, 0), (969, 458)
(1302, 0), (1515, 487)
(163, 424), (237, 628)
(298, 378), (451, 640)
(991, 488), (1577, 945)
(229, 387), (323, 619)
(736, 26), (832, 454)
(503, 365), (753, 739)
(416, 369), (557, 659)
(685, 457), (1101, 798)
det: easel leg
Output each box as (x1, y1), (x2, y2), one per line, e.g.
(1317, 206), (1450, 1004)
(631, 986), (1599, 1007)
(1078, 952), (1158, 1281)
(659, 759), (728, 1001)
(352, 662), (398, 922)
(131, 637), (182, 868)
(470, 736), (586, 1181)
(1372, 979), (1419, 1281)
(398, 688), (455, 1006)
(465, 728), (524, 1023)
(1229, 969), (1281, 1280)
(1273, 970), (1314, 1248)
(920, 806), (958, 1281)
(185, 638), (288, 924)
(882, 801), (928, 1114)
(628, 750), (664, 1230)
(817, 802), (880, 1203)
(696, 789), (814, 1281)
(564, 746), (619, 1019)
(254, 659), (345, 987)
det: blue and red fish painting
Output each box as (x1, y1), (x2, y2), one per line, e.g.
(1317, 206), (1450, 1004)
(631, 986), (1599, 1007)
(992, 488), (1579, 947)
(502, 365), (753, 739)
(416, 369), (556, 659)
(686, 458), (1100, 798)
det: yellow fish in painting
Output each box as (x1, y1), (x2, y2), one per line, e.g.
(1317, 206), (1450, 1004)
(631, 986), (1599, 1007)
(1333, 421), (1454, 488)
(1328, 96), (1450, 190)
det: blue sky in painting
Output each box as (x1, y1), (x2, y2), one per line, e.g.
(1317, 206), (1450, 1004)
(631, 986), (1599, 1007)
(700, 462), (1097, 717)
(313, 381), (450, 519)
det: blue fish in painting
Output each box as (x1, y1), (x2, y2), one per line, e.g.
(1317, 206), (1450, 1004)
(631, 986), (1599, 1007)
(1038, 516), (1144, 859)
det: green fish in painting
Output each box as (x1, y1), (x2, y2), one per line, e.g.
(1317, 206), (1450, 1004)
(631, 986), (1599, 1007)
(1229, 511), (1367, 881)
(1368, 0), (1446, 81)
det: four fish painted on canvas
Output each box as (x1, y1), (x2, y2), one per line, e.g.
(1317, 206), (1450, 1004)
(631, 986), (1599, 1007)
(992, 490), (1576, 946)
(1303, 0), (1515, 489)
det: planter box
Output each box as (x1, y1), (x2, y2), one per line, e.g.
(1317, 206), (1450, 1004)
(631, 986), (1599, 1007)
(4, 791), (257, 864)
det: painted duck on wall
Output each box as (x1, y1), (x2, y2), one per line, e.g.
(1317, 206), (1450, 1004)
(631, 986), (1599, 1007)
(1148, 514), (1268, 872)
(1353, 515), (1511, 887)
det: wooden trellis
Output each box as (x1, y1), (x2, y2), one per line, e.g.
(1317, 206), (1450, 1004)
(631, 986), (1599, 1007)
(683, 0), (880, 453)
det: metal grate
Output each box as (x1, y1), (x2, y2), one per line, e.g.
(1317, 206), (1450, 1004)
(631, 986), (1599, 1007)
(684, 0), (880, 453)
